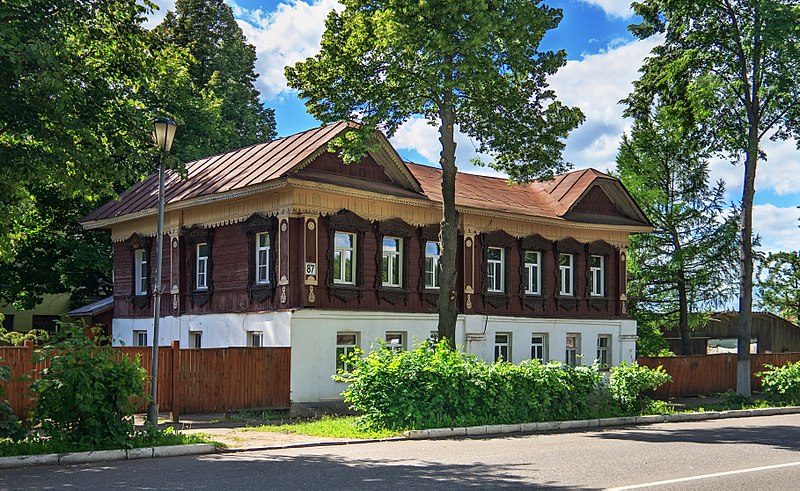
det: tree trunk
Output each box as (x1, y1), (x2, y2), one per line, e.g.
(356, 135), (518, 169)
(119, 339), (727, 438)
(677, 275), (691, 355)
(737, 126), (758, 397)
(436, 92), (460, 346)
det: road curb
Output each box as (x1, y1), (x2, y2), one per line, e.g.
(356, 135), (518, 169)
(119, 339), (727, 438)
(0, 443), (217, 470)
(403, 405), (800, 440)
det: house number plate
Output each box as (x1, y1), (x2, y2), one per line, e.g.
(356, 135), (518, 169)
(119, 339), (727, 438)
(305, 262), (317, 277)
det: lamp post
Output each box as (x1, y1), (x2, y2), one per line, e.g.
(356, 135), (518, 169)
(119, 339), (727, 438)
(148, 118), (176, 426)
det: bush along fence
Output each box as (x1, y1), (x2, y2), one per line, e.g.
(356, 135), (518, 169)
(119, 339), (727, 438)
(0, 340), (291, 420)
(637, 353), (800, 398)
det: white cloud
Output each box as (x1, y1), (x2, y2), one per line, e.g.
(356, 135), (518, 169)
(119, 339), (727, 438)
(753, 204), (800, 254)
(578, 0), (635, 19)
(549, 35), (663, 171)
(231, 0), (341, 100)
(141, 0), (174, 29)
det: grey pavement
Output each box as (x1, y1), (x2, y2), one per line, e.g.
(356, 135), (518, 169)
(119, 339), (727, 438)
(3, 413), (800, 489)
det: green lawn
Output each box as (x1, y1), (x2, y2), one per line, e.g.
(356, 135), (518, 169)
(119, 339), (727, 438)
(242, 416), (402, 440)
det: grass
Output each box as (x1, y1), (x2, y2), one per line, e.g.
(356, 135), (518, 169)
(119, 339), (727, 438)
(0, 429), (220, 457)
(209, 409), (288, 424)
(242, 416), (401, 440)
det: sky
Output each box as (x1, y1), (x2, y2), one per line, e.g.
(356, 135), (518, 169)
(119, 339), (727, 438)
(146, 0), (800, 255)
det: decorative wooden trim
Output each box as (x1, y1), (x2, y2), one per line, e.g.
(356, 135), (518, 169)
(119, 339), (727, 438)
(519, 234), (550, 311)
(585, 239), (616, 308)
(242, 213), (277, 303)
(520, 233), (552, 252)
(418, 224), (441, 303)
(125, 233), (151, 309)
(184, 225), (214, 307)
(375, 218), (414, 305)
(555, 237), (582, 310)
(481, 231), (514, 308)
(325, 210), (369, 302)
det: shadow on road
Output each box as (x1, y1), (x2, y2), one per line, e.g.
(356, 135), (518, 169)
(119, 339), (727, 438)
(591, 423), (800, 451)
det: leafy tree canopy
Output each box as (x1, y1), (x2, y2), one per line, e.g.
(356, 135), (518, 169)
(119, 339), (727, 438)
(757, 251), (800, 325)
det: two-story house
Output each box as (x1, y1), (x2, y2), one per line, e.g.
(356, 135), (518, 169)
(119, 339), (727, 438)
(81, 121), (651, 402)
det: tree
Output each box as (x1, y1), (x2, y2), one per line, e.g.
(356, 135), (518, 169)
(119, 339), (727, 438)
(617, 109), (739, 355)
(155, 0), (277, 157)
(757, 251), (800, 324)
(628, 0), (800, 396)
(286, 0), (583, 343)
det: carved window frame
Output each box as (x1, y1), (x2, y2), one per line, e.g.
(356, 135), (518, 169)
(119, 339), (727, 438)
(242, 213), (277, 303)
(587, 240), (616, 311)
(418, 224), (441, 307)
(519, 234), (551, 310)
(375, 218), (415, 305)
(481, 231), (516, 308)
(326, 210), (370, 302)
(125, 233), (152, 309)
(184, 225), (214, 307)
(555, 237), (583, 311)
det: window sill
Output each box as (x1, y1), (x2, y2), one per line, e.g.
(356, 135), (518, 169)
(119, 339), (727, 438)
(189, 290), (211, 307)
(556, 297), (579, 311)
(420, 291), (439, 307)
(522, 295), (546, 310)
(589, 298), (609, 311)
(485, 292), (510, 308)
(248, 283), (275, 302)
(378, 288), (408, 305)
(329, 284), (362, 302)
(129, 294), (149, 309)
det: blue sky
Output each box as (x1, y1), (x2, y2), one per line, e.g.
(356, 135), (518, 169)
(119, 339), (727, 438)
(147, 0), (800, 255)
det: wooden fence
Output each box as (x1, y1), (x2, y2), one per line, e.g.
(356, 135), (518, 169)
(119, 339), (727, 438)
(1, 341), (291, 420)
(637, 353), (800, 398)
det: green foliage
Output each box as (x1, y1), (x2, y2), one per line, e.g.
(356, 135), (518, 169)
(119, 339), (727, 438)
(758, 361), (800, 405)
(634, 315), (673, 357)
(608, 362), (672, 414)
(0, 328), (49, 347)
(338, 341), (603, 430)
(30, 324), (147, 448)
(757, 251), (800, 325)
(0, 360), (24, 441)
(245, 416), (401, 440)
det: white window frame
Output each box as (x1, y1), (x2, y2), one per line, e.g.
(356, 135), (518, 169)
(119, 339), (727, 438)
(566, 333), (580, 367)
(381, 236), (403, 287)
(487, 247), (505, 293)
(494, 333), (511, 362)
(590, 255), (605, 297)
(424, 241), (440, 289)
(523, 251), (542, 295)
(248, 331), (263, 347)
(385, 332), (405, 353)
(336, 332), (359, 373)
(134, 249), (148, 296)
(559, 253), (574, 296)
(134, 330), (148, 347)
(196, 242), (209, 290)
(333, 232), (356, 285)
(531, 333), (548, 362)
(255, 232), (270, 285)
(597, 334), (611, 367)
(189, 331), (202, 349)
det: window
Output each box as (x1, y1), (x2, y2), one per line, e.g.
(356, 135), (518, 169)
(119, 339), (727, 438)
(196, 243), (209, 290)
(381, 237), (402, 287)
(189, 331), (202, 349)
(255, 232), (270, 285)
(333, 232), (356, 285)
(32, 315), (60, 333)
(487, 247), (505, 293)
(385, 332), (405, 352)
(1, 314), (13, 330)
(597, 335), (611, 367)
(494, 333), (511, 362)
(424, 241), (440, 289)
(336, 332), (358, 372)
(531, 334), (547, 362)
(590, 255), (604, 297)
(559, 254), (574, 296)
(134, 248), (148, 296)
(566, 334), (580, 367)
(523, 251), (542, 295)
(248, 331), (263, 347)
(134, 330), (148, 347)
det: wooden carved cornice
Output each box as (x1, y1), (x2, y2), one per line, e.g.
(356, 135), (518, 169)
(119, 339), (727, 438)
(520, 233), (552, 252)
(325, 210), (367, 303)
(183, 224), (214, 307)
(242, 213), (278, 303)
(587, 239), (616, 256)
(125, 233), (152, 309)
(555, 237), (583, 255)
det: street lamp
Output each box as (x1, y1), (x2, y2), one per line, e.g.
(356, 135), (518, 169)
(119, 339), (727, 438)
(148, 118), (176, 426)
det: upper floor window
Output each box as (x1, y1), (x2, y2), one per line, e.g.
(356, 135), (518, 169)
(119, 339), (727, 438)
(590, 255), (604, 297)
(134, 249), (148, 296)
(487, 247), (505, 293)
(523, 251), (542, 295)
(196, 243), (209, 290)
(333, 232), (356, 285)
(381, 236), (402, 287)
(559, 253), (574, 296)
(255, 232), (270, 285)
(424, 241), (440, 289)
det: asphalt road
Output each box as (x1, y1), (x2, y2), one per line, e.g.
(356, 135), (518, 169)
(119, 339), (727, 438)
(3, 413), (800, 490)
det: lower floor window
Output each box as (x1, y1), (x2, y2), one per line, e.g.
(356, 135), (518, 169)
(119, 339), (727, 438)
(248, 331), (263, 347)
(189, 331), (202, 349)
(336, 332), (359, 373)
(134, 330), (148, 347)
(566, 334), (580, 366)
(494, 333), (511, 362)
(531, 334), (547, 362)
(597, 334), (611, 367)
(385, 332), (405, 352)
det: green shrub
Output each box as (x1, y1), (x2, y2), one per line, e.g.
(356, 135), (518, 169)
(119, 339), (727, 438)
(0, 361), (24, 441)
(758, 361), (800, 405)
(337, 341), (603, 430)
(30, 324), (147, 448)
(609, 362), (671, 414)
